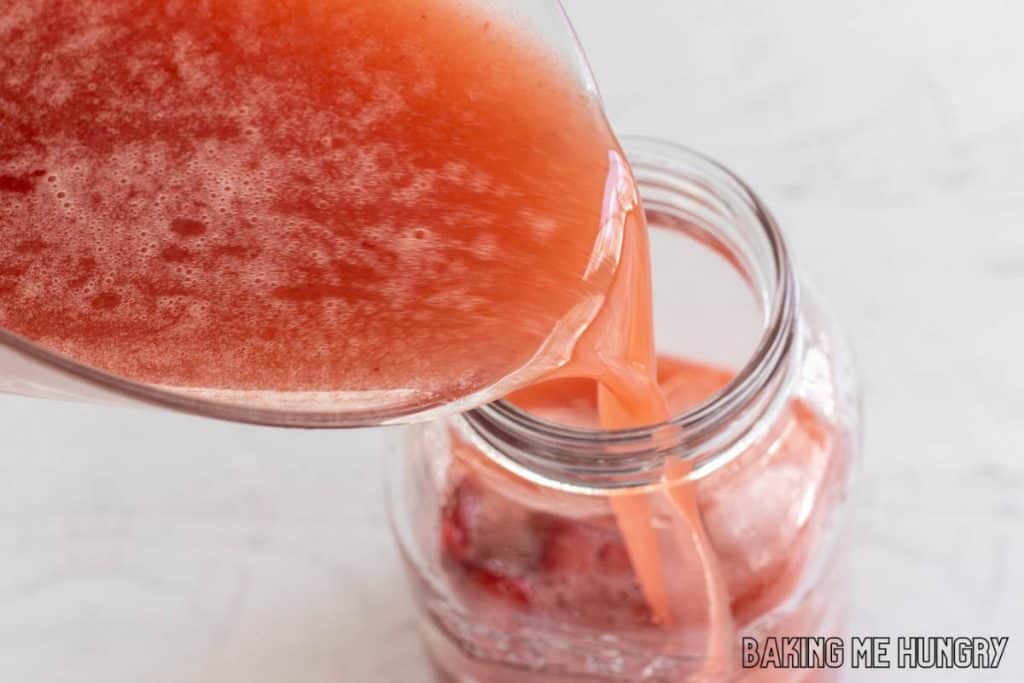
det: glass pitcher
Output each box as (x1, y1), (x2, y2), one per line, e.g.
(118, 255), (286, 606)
(0, 0), (607, 429)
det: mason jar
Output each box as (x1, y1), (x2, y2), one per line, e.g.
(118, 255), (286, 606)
(389, 139), (861, 682)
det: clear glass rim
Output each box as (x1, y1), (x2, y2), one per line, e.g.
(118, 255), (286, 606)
(0, 324), (498, 426)
(461, 137), (799, 488)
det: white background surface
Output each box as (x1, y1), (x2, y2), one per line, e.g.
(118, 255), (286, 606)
(1, 1), (1022, 681)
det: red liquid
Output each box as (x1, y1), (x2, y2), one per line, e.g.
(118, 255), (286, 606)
(0, 0), (619, 411)
(461, 358), (836, 628)
(434, 358), (846, 681)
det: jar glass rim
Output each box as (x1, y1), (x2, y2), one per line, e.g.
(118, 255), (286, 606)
(462, 137), (799, 483)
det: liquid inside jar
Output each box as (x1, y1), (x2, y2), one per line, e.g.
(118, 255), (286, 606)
(430, 363), (848, 681)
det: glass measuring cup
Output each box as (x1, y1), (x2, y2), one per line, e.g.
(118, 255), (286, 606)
(0, 0), (620, 428)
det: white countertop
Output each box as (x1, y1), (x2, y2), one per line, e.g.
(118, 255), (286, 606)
(1, 2), (1021, 681)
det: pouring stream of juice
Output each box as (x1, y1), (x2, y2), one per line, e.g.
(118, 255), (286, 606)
(546, 165), (735, 664)
(0, 0), (732, 672)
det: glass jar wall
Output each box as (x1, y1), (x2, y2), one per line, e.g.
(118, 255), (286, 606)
(389, 140), (861, 682)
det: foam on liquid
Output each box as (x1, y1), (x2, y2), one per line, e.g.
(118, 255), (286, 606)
(0, 0), (620, 412)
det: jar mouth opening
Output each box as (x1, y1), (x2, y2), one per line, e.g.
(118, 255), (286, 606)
(470, 137), (797, 448)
